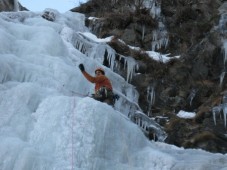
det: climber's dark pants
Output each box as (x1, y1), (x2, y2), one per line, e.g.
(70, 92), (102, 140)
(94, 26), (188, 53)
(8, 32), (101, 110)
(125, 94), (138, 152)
(92, 87), (114, 106)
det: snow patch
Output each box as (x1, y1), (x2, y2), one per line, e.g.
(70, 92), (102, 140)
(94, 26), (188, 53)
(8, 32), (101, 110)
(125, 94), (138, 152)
(177, 110), (196, 119)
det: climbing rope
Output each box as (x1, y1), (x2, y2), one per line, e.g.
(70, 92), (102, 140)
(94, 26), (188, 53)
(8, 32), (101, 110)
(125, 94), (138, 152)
(71, 96), (76, 170)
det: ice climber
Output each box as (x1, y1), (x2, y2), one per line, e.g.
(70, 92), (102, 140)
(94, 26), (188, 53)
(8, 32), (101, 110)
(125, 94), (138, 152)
(78, 63), (115, 105)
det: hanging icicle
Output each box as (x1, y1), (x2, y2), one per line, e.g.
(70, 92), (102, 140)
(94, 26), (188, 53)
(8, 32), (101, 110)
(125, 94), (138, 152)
(14, 0), (19, 12)
(147, 85), (155, 116)
(187, 89), (197, 106)
(222, 95), (227, 128)
(71, 33), (116, 70)
(212, 106), (222, 125)
(105, 47), (116, 70)
(223, 105), (227, 128)
(118, 56), (138, 82)
(220, 71), (226, 87)
(151, 23), (169, 51)
(126, 57), (137, 82)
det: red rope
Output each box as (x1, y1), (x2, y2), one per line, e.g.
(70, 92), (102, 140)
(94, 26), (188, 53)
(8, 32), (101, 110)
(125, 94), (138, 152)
(71, 97), (76, 170)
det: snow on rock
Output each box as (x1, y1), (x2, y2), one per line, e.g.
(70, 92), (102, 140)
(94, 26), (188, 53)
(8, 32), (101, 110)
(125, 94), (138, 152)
(177, 110), (196, 119)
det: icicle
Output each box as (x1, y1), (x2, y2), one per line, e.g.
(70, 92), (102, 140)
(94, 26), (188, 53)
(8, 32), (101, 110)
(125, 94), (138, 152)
(151, 27), (169, 51)
(212, 108), (217, 126)
(131, 111), (167, 142)
(72, 33), (117, 67)
(144, 0), (161, 19)
(120, 55), (135, 82)
(143, 121), (148, 130)
(165, 37), (169, 49)
(150, 1), (156, 18)
(212, 106), (222, 125)
(223, 105), (227, 128)
(124, 57), (127, 70)
(147, 85), (155, 116)
(125, 57), (138, 82)
(73, 33), (105, 58)
(188, 89), (197, 106)
(220, 72), (226, 87)
(222, 95), (227, 128)
(72, 32), (137, 80)
(115, 60), (120, 70)
(152, 29), (167, 51)
(106, 47), (116, 70)
(147, 86), (155, 105)
(218, 11), (227, 34)
(14, 0), (19, 12)
(142, 25), (145, 41)
(223, 40), (227, 67)
(223, 95), (227, 103)
(152, 30), (158, 51)
(73, 34), (92, 56)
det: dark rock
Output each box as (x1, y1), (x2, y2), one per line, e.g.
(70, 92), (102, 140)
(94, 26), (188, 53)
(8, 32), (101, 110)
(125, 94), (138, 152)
(0, 0), (27, 12)
(42, 10), (56, 22)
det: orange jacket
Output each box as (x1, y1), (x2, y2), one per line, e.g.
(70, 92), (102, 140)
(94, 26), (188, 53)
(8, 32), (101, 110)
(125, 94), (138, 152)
(82, 71), (113, 92)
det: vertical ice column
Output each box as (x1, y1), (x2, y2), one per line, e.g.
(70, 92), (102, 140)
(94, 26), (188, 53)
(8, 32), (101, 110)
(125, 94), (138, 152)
(72, 33), (93, 56)
(222, 95), (227, 128)
(218, 12), (227, 86)
(122, 57), (138, 82)
(223, 40), (227, 67)
(152, 22), (169, 51)
(105, 47), (116, 70)
(144, 0), (161, 18)
(212, 106), (222, 125)
(217, 27), (227, 127)
(147, 85), (155, 116)
(145, 0), (169, 51)
(221, 40), (227, 88)
(188, 89), (197, 106)
(14, 0), (19, 12)
(220, 72), (226, 87)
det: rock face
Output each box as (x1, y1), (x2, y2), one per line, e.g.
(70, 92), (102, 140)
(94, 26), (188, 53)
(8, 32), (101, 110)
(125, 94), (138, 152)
(0, 0), (14, 11)
(73, 0), (227, 153)
(0, 0), (27, 12)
